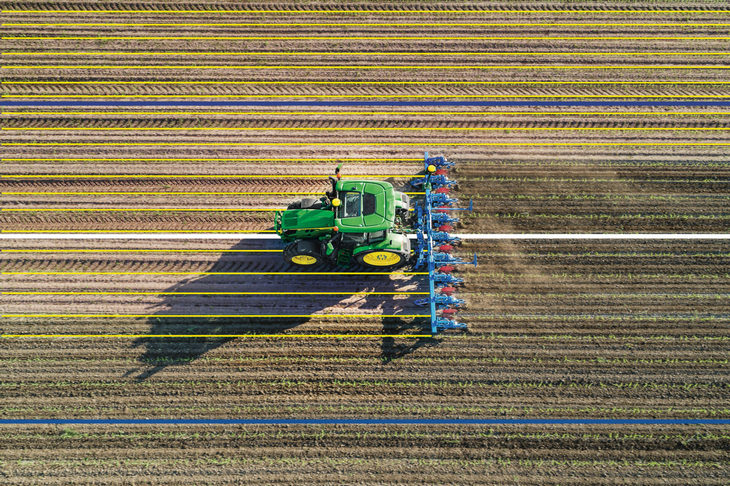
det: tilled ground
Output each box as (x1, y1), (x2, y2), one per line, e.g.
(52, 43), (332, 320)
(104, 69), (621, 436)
(2, 1), (730, 483)
(0, 425), (728, 485)
(1, 239), (729, 482)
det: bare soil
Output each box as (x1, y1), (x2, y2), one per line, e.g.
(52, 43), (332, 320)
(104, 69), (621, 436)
(2, 1), (729, 483)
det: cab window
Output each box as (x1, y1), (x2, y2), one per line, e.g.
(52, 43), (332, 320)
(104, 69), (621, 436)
(338, 192), (361, 218)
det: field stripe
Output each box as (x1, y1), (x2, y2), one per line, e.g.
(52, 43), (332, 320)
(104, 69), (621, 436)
(6, 22), (730, 27)
(1, 314), (429, 318)
(5, 112), (729, 116)
(11, 96), (730, 99)
(6, 142), (730, 147)
(7, 36), (730, 40)
(7, 125), (730, 129)
(0, 175), (417, 179)
(6, 9), (730, 13)
(2, 192), (326, 195)
(0, 208), (281, 212)
(3, 291), (428, 295)
(3, 9), (730, 15)
(7, 81), (730, 85)
(3, 191), (424, 195)
(0, 208), (415, 212)
(0, 419), (727, 425)
(460, 234), (730, 239)
(9, 52), (730, 56)
(0, 335), (432, 339)
(3, 272), (426, 275)
(1, 249), (282, 253)
(6, 64), (730, 69)
(0, 156), (421, 160)
(2, 233), (728, 240)
(5, 101), (730, 107)
(0, 230), (277, 234)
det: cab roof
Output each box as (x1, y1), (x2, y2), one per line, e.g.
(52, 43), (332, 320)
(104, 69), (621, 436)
(335, 179), (394, 194)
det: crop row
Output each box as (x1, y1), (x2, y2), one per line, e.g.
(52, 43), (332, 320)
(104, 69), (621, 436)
(476, 212), (730, 219)
(4, 429), (727, 443)
(2, 457), (724, 470)
(463, 272), (730, 280)
(1, 355), (726, 366)
(2, 404), (727, 418)
(474, 194), (730, 201)
(2, 379), (725, 390)
(463, 160), (730, 168)
(473, 252), (730, 259)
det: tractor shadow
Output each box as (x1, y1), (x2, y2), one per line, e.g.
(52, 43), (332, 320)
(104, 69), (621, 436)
(127, 239), (437, 380)
(379, 318), (441, 364)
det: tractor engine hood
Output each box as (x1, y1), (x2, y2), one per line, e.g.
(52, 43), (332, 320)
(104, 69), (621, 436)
(281, 209), (335, 230)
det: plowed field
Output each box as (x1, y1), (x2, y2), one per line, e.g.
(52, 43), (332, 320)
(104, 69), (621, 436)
(2, 1), (729, 484)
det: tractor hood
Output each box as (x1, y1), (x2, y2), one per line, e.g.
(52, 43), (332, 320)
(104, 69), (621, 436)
(281, 209), (335, 230)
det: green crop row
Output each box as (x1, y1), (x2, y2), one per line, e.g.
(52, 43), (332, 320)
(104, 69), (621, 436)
(2, 404), (727, 418)
(5, 429), (727, 443)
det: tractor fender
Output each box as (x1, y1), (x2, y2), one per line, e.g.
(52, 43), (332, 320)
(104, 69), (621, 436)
(352, 232), (411, 258)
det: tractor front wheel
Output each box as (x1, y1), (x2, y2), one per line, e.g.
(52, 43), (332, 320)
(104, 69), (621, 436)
(284, 240), (324, 266)
(355, 250), (406, 268)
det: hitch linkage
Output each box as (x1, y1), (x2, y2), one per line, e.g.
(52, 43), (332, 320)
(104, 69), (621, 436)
(434, 317), (467, 332)
(432, 273), (464, 287)
(431, 231), (461, 245)
(411, 174), (457, 189)
(414, 295), (466, 307)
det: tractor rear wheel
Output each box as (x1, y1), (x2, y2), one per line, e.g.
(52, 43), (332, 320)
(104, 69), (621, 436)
(355, 249), (406, 268)
(284, 239), (324, 266)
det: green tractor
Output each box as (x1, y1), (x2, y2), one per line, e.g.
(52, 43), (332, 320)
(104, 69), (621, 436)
(274, 167), (412, 268)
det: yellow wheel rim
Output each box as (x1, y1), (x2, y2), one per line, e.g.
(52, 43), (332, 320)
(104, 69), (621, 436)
(362, 251), (403, 266)
(291, 254), (318, 265)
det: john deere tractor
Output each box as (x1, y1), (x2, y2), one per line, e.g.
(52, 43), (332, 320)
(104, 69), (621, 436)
(274, 167), (412, 268)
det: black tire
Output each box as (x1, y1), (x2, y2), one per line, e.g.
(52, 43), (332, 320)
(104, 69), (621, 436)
(354, 249), (407, 269)
(283, 240), (324, 266)
(287, 198), (322, 210)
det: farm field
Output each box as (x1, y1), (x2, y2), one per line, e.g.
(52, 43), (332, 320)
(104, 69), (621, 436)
(2, 1), (730, 484)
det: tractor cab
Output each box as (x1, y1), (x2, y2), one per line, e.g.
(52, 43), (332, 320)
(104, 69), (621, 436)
(275, 168), (412, 268)
(331, 180), (397, 232)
